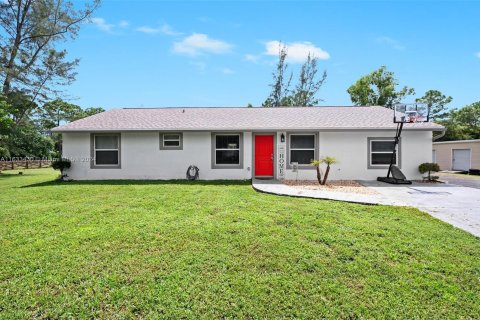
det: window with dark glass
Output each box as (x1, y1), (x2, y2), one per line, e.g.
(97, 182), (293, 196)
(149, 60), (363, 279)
(290, 134), (315, 165)
(215, 134), (240, 165)
(94, 135), (119, 165)
(163, 134), (180, 147)
(370, 140), (397, 165)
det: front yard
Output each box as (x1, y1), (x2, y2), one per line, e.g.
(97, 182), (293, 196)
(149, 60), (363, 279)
(1, 169), (479, 318)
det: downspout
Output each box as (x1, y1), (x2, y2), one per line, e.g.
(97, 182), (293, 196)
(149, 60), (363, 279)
(433, 130), (446, 141)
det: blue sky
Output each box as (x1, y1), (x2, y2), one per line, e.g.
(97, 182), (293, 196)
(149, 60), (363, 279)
(65, 0), (480, 110)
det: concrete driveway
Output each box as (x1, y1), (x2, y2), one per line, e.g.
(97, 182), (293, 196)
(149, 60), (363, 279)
(361, 181), (480, 237)
(438, 172), (480, 189)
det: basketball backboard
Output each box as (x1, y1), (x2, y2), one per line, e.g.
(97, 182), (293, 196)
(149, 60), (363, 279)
(393, 103), (429, 123)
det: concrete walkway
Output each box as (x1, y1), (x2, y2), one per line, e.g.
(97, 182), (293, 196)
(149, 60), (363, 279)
(252, 179), (480, 238)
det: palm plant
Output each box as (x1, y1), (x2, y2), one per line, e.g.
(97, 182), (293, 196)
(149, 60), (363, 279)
(321, 156), (338, 185)
(310, 160), (322, 184)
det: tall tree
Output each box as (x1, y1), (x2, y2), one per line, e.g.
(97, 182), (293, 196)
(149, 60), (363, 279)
(416, 90), (453, 121)
(0, 0), (99, 124)
(436, 102), (480, 141)
(37, 99), (82, 129)
(436, 117), (469, 141)
(0, 91), (55, 157)
(262, 44), (292, 107)
(3, 119), (54, 157)
(74, 107), (105, 121)
(291, 53), (327, 106)
(347, 66), (415, 108)
(263, 46), (327, 107)
(0, 95), (14, 157)
(36, 99), (104, 154)
(37, 100), (104, 129)
(0, 95), (13, 133)
(452, 102), (480, 139)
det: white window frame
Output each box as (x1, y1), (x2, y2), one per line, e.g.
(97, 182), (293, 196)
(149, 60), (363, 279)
(289, 133), (316, 166)
(92, 133), (121, 168)
(368, 138), (399, 168)
(164, 134), (180, 147)
(160, 132), (183, 150)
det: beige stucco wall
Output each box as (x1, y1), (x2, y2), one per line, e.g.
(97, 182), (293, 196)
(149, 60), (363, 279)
(433, 141), (480, 170)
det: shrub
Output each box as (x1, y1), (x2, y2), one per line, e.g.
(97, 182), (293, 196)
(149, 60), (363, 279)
(419, 162), (440, 181)
(51, 158), (71, 179)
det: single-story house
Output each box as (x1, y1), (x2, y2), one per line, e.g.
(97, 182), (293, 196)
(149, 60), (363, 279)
(51, 106), (444, 181)
(432, 139), (480, 171)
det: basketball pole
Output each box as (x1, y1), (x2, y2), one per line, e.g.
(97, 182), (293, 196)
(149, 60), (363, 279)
(386, 122), (403, 179)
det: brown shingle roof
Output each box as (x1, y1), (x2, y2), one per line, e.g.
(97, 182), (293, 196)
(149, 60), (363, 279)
(51, 106), (445, 132)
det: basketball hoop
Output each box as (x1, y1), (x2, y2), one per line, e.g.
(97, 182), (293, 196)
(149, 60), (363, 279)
(393, 103), (429, 124)
(377, 103), (429, 185)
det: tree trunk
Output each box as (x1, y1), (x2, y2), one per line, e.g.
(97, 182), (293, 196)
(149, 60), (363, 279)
(321, 164), (330, 185)
(316, 166), (322, 185)
(2, 0), (31, 95)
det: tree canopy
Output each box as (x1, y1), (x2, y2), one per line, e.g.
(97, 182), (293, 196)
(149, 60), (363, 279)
(263, 45), (327, 107)
(262, 45), (292, 107)
(291, 54), (327, 106)
(0, 0), (99, 124)
(436, 102), (480, 141)
(347, 66), (415, 108)
(37, 100), (104, 130)
(416, 90), (453, 121)
(0, 0), (100, 159)
(0, 93), (104, 158)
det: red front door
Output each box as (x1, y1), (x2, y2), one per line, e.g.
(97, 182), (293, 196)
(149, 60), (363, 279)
(255, 135), (274, 177)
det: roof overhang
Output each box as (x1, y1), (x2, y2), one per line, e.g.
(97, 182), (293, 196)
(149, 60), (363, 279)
(51, 127), (446, 133)
(433, 139), (480, 144)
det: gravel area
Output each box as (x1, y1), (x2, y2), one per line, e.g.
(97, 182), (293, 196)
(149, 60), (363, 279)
(283, 180), (378, 195)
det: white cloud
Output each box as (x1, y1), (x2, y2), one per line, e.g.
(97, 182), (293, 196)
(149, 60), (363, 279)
(91, 18), (130, 33)
(221, 68), (235, 75)
(173, 33), (233, 56)
(119, 20), (130, 28)
(160, 24), (182, 36)
(264, 41), (330, 63)
(136, 23), (183, 36)
(475, 52), (480, 59)
(91, 17), (115, 33)
(244, 54), (261, 63)
(376, 36), (405, 50)
(136, 26), (160, 34)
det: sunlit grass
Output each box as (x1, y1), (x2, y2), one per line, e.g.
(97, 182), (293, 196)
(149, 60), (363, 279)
(1, 169), (479, 318)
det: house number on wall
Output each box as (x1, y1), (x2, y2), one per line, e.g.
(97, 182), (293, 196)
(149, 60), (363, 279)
(278, 145), (286, 179)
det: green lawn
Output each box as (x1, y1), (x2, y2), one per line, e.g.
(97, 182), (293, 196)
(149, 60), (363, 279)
(1, 169), (479, 319)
